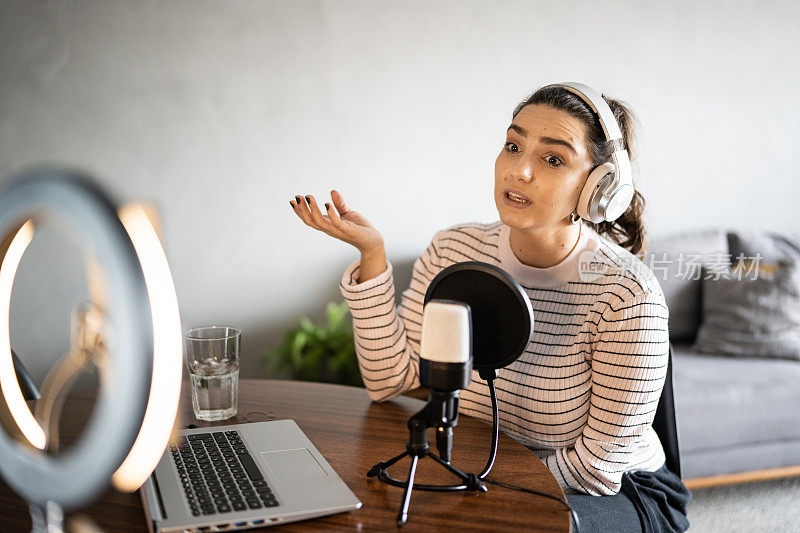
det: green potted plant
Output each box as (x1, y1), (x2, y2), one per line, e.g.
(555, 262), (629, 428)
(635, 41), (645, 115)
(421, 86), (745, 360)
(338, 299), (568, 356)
(263, 301), (363, 387)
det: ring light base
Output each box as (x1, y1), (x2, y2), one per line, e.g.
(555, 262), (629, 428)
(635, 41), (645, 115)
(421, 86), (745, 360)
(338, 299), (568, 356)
(30, 501), (65, 533)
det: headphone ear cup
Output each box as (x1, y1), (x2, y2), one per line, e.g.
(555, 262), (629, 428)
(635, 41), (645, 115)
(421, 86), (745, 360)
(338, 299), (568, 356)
(604, 183), (634, 222)
(576, 162), (615, 224)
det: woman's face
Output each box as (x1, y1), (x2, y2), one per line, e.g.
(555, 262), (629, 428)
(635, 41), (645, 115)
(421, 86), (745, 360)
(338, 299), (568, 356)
(494, 104), (595, 232)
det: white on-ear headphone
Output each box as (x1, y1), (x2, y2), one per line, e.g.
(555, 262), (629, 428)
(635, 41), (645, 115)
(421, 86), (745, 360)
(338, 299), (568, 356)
(542, 82), (634, 224)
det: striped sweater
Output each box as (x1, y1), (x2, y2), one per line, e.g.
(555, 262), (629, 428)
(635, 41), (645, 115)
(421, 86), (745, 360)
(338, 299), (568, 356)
(339, 220), (669, 496)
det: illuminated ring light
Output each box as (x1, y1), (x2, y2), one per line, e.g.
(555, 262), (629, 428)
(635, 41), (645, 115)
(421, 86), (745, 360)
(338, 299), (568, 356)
(0, 168), (182, 510)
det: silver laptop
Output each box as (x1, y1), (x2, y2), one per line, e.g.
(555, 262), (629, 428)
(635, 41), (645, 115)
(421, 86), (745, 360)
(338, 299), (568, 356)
(140, 420), (361, 532)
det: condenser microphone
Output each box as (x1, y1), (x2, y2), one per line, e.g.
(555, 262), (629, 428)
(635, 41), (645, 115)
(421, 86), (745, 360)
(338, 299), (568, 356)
(418, 300), (472, 462)
(419, 299), (472, 388)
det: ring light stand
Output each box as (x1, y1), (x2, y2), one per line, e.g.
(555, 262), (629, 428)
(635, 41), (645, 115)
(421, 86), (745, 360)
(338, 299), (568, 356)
(367, 261), (534, 526)
(0, 169), (182, 533)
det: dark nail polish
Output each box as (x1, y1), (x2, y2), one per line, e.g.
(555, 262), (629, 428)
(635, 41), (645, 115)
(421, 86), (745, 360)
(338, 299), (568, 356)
(295, 196), (302, 203)
(289, 201), (294, 207)
(305, 196), (311, 203)
(325, 203), (331, 210)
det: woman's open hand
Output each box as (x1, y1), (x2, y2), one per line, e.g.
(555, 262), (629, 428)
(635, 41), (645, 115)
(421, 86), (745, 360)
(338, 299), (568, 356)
(290, 190), (384, 255)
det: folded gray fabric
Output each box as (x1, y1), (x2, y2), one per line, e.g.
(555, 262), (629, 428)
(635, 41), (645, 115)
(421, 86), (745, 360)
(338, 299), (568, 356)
(692, 262), (800, 359)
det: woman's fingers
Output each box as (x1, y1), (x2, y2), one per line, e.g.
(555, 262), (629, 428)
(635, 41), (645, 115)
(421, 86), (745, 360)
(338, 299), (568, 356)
(291, 195), (315, 228)
(325, 197), (345, 230)
(331, 190), (350, 217)
(304, 195), (332, 229)
(289, 196), (306, 223)
(290, 192), (354, 242)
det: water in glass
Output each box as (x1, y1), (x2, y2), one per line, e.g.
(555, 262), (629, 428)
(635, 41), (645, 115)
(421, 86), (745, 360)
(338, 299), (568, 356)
(189, 358), (239, 421)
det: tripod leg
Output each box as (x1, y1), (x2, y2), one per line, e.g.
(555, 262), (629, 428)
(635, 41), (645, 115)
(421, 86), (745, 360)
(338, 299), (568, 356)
(367, 450), (409, 477)
(396, 455), (419, 527)
(428, 452), (487, 492)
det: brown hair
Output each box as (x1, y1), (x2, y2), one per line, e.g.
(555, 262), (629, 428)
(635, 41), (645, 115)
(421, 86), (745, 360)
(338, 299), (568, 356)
(512, 85), (647, 259)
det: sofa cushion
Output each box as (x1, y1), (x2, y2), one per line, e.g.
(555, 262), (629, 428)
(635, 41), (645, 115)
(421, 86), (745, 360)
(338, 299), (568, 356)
(691, 261), (800, 359)
(727, 227), (800, 263)
(646, 228), (728, 343)
(681, 438), (800, 479)
(673, 345), (800, 457)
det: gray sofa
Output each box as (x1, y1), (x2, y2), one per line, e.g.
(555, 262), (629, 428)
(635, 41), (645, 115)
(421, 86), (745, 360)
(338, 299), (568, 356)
(646, 227), (800, 481)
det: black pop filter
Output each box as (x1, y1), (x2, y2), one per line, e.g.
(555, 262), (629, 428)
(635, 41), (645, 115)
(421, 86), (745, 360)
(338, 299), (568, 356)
(424, 261), (534, 373)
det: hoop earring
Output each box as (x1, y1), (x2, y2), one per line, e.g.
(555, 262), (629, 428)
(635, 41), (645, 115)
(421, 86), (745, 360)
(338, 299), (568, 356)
(570, 209), (581, 224)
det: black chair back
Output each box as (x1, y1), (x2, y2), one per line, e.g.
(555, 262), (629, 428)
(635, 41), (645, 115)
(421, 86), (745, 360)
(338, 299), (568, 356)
(652, 342), (682, 478)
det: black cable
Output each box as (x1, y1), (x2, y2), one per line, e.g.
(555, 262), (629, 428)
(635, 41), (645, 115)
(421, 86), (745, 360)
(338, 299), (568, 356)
(484, 478), (580, 532)
(477, 377), (579, 532)
(478, 378), (499, 480)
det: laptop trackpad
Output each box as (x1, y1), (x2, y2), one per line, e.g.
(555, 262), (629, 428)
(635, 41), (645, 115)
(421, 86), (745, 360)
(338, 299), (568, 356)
(261, 449), (327, 481)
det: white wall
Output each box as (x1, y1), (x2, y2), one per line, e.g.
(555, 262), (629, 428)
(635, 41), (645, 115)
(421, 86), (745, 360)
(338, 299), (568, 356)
(1, 0), (798, 382)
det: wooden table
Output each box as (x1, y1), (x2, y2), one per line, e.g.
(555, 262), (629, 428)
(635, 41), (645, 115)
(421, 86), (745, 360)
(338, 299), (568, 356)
(0, 379), (570, 532)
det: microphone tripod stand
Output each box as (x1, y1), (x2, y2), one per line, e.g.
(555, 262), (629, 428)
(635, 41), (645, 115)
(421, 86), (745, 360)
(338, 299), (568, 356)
(367, 370), (500, 527)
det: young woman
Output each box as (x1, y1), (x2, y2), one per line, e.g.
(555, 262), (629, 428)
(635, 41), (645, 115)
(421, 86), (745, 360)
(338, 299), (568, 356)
(289, 83), (690, 532)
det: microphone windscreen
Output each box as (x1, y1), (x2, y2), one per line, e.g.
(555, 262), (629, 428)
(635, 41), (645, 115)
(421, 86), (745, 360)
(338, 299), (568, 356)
(420, 301), (471, 363)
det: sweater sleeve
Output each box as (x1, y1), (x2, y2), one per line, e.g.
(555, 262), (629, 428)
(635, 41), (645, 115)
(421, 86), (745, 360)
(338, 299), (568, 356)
(544, 291), (670, 495)
(339, 231), (446, 402)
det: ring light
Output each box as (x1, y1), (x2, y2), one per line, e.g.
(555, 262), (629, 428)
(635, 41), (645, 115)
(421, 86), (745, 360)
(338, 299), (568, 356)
(0, 168), (182, 517)
(113, 203), (183, 492)
(0, 220), (45, 449)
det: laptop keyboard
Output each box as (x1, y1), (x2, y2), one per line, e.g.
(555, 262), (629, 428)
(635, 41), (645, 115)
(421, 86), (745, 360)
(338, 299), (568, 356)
(171, 430), (279, 516)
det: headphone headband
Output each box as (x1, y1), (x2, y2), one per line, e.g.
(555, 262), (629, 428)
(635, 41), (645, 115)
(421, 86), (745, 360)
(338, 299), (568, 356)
(540, 82), (634, 223)
(542, 82), (623, 143)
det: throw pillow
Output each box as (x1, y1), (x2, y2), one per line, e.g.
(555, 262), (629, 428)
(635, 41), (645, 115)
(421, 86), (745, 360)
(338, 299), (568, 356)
(727, 228), (800, 263)
(692, 261), (800, 359)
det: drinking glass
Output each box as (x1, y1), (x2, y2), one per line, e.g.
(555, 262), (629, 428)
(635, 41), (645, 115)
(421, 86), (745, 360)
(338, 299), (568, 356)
(184, 326), (241, 421)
